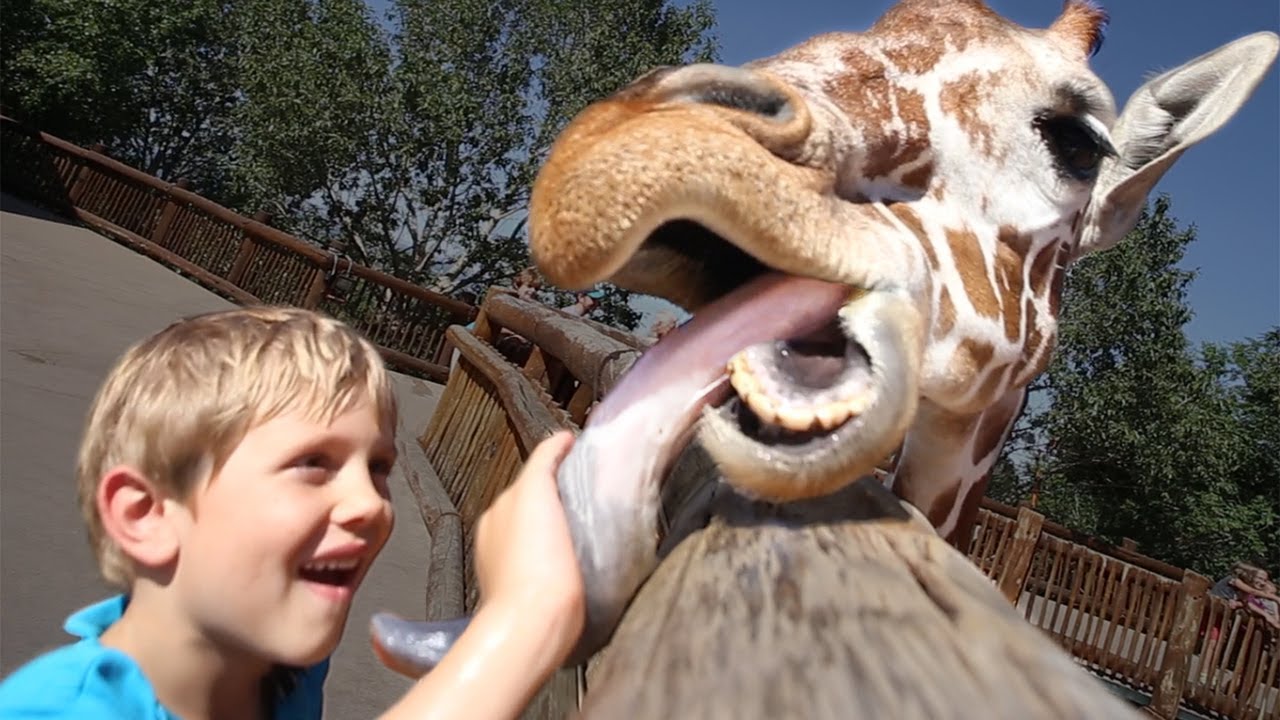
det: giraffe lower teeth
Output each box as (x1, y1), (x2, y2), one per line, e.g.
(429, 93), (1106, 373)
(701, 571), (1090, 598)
(726, 350), (872, 433)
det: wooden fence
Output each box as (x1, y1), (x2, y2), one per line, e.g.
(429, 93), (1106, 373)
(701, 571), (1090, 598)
(0, 114), (475, 382)
(972, 502), (1279, 720)
(418, 289), (1278, 720)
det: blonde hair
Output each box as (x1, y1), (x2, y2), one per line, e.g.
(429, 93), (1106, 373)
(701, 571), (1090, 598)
(77, 306), (397, 587)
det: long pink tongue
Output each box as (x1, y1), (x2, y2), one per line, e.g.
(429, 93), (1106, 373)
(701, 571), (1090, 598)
(553, 270), (853, 662)
(587, 271), (854, 461)
(370, 271), (855, 675)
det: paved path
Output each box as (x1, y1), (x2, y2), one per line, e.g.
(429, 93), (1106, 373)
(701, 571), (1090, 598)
(0, 193), (443, 718)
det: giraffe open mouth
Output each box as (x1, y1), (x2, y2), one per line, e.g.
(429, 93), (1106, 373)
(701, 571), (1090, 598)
(527, 63), (922, 505)
(640, 219), (878, 461)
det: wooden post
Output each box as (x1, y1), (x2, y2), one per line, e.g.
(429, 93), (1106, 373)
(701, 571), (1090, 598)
(225, 210), (273, 286)
(996, 505), (1044, 605)
(1148, 571), (1210, 718)
(301, 268), (329, 309)
(1121, 537), (1139, 552)
(149, 178), (189, 248)
(226, 236), (259, 286)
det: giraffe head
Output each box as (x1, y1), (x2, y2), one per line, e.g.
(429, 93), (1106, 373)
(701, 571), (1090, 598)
(366, 2), (1277, 674)
(528, 1), (1277, 530)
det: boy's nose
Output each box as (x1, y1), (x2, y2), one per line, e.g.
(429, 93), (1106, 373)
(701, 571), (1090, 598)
(334, 468), (393, 531)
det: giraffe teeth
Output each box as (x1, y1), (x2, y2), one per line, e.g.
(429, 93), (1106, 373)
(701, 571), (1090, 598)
(727, 347), (874, 434)
(744, 391), (779, 425)
(727, 354), (758, 398)
(813, 403), (849, 431)
(774, 404), (817, 432)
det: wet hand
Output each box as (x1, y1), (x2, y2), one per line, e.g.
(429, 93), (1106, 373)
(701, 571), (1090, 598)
(472, 431), (584, 665)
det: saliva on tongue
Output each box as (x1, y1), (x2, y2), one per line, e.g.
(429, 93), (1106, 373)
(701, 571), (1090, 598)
(369, 271), (855, 676)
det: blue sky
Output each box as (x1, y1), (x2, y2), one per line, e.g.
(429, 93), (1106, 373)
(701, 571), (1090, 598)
(685, 0), (1279, 346)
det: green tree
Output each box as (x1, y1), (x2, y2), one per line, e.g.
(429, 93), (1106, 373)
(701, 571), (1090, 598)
(995, 196), (1274, 577)
(2, 0), (240, 189)
(227, 0), (718, 327)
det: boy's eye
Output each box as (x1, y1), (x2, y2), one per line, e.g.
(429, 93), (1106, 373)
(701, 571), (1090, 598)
(293, 454), (331, 476)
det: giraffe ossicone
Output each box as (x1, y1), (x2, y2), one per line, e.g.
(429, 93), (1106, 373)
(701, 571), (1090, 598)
(372, 0), (1277, 674)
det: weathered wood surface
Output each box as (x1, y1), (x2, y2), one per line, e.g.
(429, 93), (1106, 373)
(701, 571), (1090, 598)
(579, 474), (1141, 720)
(483, 293), (642, 396)
(397, 434), (464, 621)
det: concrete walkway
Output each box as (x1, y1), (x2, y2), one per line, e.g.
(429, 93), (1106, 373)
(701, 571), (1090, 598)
(0, 193), (443, 718)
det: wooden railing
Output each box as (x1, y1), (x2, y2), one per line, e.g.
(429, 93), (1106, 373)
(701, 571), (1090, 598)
(417, 289), (1277, 720)
(971, 499), (1278, 719)
(0, 114), (476, 382)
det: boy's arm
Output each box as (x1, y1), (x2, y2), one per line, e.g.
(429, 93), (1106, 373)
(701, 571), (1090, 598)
(379, 432), (584, 720)
(378, 594), (576, 720)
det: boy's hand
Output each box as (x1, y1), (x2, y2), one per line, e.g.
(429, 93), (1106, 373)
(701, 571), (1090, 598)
(473, 431), (584, 666)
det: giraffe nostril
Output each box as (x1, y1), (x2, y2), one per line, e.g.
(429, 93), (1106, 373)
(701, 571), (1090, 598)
(652, 64), (796, 123)
(690, 81), (793, 121)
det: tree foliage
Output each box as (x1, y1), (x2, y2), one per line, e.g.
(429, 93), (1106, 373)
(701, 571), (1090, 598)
(2, 0), (718, 329)
(2, 0), (240, 189)
(227, 0), (718, 325)
(992, 197), (1277, 577)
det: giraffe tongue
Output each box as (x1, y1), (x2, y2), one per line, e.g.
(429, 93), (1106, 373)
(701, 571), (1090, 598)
(548, 270), (854, 662)
(367, 272), (856, 676)
(585, 271), (855, 454)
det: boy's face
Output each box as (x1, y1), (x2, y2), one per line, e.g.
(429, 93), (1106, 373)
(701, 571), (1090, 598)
(168, 396), (395, 668)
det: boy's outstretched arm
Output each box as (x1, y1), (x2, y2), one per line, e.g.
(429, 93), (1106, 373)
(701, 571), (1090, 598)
(380, 431), (585, 720)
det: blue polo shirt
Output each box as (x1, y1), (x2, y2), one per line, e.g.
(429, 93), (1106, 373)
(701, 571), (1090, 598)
(0, 595), (329, 718)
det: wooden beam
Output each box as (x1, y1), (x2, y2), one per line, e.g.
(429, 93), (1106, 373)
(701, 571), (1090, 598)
(996, 505), (1045, 605)
(446, 326), (570, 455)
(481, 293), (642, 397)
(1149, 571), (1211, 719)
(581, 477), (1143, 720)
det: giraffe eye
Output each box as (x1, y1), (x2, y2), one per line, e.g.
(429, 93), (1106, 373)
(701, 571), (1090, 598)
(1034, 114), (1112, 181)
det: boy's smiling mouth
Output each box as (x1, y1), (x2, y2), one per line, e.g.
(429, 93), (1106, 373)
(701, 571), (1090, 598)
(298, 546), (369, 599)
(299, 557), (360, 587)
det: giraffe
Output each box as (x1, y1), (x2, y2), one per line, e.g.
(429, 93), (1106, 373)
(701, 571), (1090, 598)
(371, 0), (1277, 674)
(527, 1), (1277, 545)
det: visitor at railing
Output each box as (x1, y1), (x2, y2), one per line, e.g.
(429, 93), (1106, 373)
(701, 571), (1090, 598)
(1211, 563), (1280, 626)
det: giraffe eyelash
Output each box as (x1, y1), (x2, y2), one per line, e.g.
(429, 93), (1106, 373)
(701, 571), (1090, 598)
(1034, 111), (1116, 181)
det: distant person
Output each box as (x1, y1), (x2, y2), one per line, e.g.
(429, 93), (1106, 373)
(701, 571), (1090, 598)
(512, 267), (543, 301)
(560, 289), (604, 318)
(0, 306), (585, 720)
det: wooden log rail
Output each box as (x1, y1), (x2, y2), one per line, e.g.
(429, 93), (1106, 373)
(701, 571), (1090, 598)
(416, 289), (1277, 720)
(0, 114), (475, 382)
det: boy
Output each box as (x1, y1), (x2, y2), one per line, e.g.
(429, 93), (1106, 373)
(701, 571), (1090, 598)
(0, 306), (585, 719)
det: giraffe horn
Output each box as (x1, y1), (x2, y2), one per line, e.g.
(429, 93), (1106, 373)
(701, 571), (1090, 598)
(1049, 0), (1110, 58)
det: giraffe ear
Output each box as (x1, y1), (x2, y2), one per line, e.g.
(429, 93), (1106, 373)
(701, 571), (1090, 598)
(1075, 31), (1278, 259)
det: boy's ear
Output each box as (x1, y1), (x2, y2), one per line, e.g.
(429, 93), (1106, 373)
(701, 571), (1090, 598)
(97, 465), (182, 571)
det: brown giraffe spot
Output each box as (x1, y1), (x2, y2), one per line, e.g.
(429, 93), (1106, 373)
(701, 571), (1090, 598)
(881, 43), (943, 75)
(971, 391), (1022, 466)
(888, 204), (933, 259)
(927, 481), (961, 528)
(950, 474), (990, 547)
(1047, 245), (1069, 316)
(974, 362), (1011, 408)
(998, 225), (1033, 257)
(937, 286), (956, 334)
(945, 227), (999, 318)
(995, 244), (1024, 342)
(824, 47), (890, 121)
(900, 160), (935, 191)
(1027, 241), (1058, 296)
(940, 72), (998, 155)
(1022, 297), (1041, 363)
(955, 337), (995, 375)
(860, 85), (931, 180)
